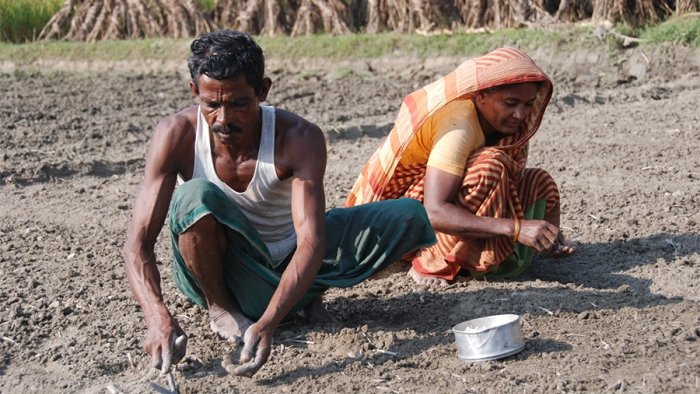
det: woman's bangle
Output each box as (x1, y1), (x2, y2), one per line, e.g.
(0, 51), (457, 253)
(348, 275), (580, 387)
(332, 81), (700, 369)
(513, 218), (521, 243)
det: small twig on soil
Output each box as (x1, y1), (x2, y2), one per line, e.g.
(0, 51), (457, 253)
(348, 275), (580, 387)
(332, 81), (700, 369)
(590, 302), (598, 308)
(361, 332), (375, 346)
(106, 384), (124, 394)
(495, 366), (508, 374)
(1, 336), (16, 345)
(587, 214), (598, 220)
(564, 333), (586, 337)
(283, 339), (315, 345)
(600, 340), (611, 350)
(126, 352), (134, 368)
(374, 349), (397, 356)
(609, 379), (624, 391)
(639, 50), (650, 65)
(451, 373), (468, 383)
(167, 371), (179, 394)
(537, 307), (554, 316)
(606, 29), (644, 47)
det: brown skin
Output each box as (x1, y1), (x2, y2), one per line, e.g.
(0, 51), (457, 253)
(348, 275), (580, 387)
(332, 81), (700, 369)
(123, 74), (327, 377)
(409, 82), (576, 286)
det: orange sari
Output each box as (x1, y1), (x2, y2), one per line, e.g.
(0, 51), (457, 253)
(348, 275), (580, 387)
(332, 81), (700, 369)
(345, 47), (561, 280)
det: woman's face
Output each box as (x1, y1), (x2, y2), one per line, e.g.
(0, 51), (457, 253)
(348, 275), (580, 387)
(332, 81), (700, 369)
(475, 82), (539, 136)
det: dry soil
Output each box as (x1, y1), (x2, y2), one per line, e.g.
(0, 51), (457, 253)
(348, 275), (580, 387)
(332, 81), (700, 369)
(1, 41), (699, 393)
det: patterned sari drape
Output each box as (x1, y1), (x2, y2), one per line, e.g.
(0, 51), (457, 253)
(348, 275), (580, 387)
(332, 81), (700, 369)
(345, 47), (559, 279)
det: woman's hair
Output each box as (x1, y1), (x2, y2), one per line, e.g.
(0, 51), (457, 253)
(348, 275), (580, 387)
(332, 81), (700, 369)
(187, 29), (265, 93)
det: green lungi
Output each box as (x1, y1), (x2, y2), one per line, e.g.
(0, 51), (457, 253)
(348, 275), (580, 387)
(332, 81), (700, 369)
(169, 179), (436, 320)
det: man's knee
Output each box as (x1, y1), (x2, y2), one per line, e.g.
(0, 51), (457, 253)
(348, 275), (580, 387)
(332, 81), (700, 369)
(169, 179), (230, 235)
(179, 214), (227, 251)
(181, 213), (217, 234)
(172, 178), (221, 206)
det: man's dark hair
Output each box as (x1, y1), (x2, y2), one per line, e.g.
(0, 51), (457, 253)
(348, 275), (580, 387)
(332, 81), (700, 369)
(187, 30), (265, 93)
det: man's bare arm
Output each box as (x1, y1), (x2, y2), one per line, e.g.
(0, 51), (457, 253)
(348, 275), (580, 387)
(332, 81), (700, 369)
(232, 120), (327, 377)
(123, 113), (192, 372)
(261, 125), (327, 326)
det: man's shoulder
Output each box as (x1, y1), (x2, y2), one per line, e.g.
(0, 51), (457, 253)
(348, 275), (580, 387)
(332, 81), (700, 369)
(156, 105), (198, 136)
(148, 106), (198, 171)
(271, 107), (326, 175)
(272, 107), (323, 140)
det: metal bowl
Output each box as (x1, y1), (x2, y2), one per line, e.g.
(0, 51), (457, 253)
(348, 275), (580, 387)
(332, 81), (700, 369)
(452, 314), (525, 362)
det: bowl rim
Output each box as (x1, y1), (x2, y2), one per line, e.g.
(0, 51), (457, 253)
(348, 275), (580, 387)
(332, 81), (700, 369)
(452, 313), (520, 335)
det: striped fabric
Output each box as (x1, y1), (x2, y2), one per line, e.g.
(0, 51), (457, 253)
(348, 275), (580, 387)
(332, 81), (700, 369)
(346, 47), (552, 207)
(345, 47), (560, 279)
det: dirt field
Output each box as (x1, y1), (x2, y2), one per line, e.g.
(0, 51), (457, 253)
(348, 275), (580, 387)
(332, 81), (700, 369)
(1, 41), (699, 393)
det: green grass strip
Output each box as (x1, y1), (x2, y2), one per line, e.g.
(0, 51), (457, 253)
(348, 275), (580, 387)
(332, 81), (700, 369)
(0, 20), (696, 66)
(255, 29), (561, 60)
(0, 29), (563, 65)
(0, 0), (62, 43)
(640, 14), (700, 46)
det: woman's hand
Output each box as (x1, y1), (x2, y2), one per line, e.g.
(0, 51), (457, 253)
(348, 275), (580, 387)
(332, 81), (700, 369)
(517, 219), (561, 254)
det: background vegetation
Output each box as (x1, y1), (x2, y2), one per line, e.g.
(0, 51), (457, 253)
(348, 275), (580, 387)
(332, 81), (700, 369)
(639, 13), (700, 44)
(0, 0), (697, 66)
(0, 0), (698, 43)
(0, 0), (62, 42)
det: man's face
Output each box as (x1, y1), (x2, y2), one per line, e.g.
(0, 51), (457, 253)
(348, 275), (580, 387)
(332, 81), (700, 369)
(190, 74), (270, 146)
(476, 82), (539, 135)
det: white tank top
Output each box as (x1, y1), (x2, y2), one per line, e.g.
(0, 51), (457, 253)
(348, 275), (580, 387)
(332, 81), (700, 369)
(189, 105), (296, 264)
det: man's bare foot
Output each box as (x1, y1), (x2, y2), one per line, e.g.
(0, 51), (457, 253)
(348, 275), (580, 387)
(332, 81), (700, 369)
(208, 306), (252, 343)
(303, 296), (339, 325)
(408, 266), (449, 286)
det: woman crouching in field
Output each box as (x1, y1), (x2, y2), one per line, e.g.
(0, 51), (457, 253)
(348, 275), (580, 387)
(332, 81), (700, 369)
(346, 47), (577, 286)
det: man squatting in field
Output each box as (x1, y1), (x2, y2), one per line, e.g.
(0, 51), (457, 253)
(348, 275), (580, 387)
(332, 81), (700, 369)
(123, 29), (435, 377)
(346, 47), (577, 286)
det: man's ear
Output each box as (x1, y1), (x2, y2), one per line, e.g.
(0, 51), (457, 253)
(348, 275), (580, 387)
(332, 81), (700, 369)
(189, 79), (199, 99)
(258, 77), (272, 102)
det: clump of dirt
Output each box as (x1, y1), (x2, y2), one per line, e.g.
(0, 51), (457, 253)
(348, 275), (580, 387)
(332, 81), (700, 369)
(0, 43), (699, 393)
